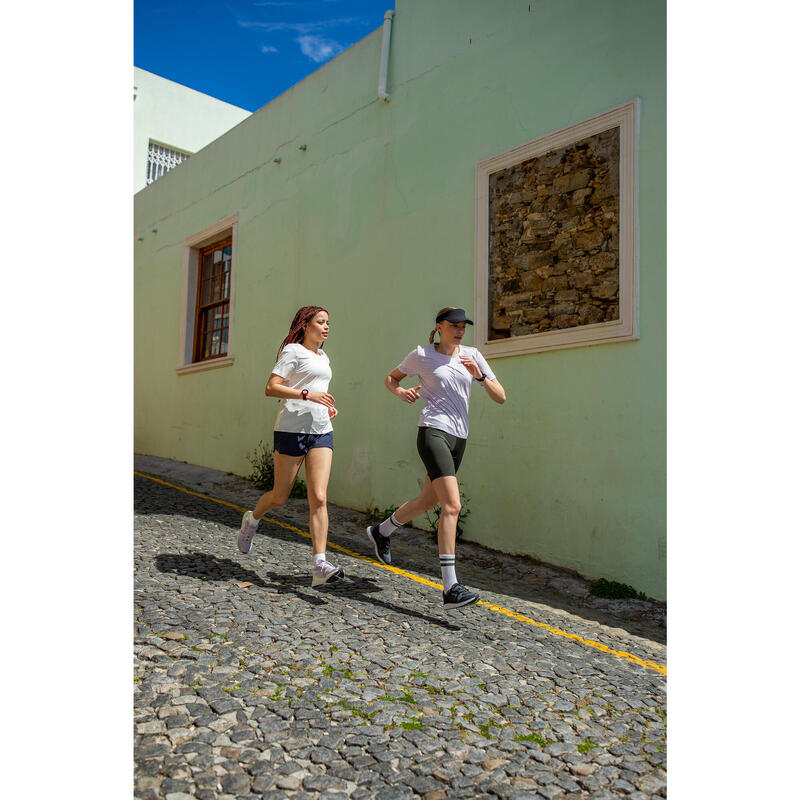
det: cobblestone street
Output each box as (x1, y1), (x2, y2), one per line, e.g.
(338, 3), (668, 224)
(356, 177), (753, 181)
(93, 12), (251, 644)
(134, 456), (666, 800)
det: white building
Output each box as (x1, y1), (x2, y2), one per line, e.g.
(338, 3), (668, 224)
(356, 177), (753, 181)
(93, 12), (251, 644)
(133, 67), (251, 193)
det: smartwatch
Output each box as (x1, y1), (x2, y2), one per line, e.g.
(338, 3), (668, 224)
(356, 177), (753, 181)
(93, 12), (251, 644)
(301, 389), (309, 400)
(476, 373), (487, 383)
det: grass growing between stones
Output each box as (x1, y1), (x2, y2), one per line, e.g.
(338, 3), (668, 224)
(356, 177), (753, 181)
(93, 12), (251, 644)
(577, 738), (597, 754)
(514, 732), (549, 746)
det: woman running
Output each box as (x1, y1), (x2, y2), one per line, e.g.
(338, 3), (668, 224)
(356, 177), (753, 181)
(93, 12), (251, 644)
(237, 306), (344, 587)
(367, 307), (506, 610)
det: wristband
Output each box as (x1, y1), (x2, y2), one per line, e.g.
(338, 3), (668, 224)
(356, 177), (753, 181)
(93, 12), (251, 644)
(301, 389), (309, 400)
(476, 373), (487, 383)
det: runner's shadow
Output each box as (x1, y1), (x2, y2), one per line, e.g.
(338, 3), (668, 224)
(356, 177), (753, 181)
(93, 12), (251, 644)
(260, 570), (460, 631)
(154, 552), (459, 629)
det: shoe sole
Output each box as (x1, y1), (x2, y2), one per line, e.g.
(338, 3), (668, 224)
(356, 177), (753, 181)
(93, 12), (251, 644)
(311, 567), (345, 587)
(444, 596), (480, 611)
(366, 527), (390, 565)
(237, 512), (255, 554)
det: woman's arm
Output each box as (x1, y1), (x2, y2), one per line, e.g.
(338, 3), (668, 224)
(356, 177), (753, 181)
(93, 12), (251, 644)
(481, 378), (506, 404)
(459, 355), (506, 404)
(384, 368), (423, 404)
(265, 374), (335, 408)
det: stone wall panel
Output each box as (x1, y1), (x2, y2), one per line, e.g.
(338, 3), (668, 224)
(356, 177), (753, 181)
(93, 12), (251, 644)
(487, 127), (621, 340)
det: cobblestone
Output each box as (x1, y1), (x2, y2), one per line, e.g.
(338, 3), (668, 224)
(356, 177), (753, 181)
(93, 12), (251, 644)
(134, 456), (666, 798)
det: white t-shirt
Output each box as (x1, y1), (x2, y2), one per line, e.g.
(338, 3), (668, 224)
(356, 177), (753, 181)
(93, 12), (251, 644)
(396, 344), (496, 439)
(270, 343), (333, 434)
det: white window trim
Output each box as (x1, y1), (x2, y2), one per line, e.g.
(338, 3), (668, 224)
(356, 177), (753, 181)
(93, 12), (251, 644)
(474, 98), (639, 358)
(176, 214), (238, 375)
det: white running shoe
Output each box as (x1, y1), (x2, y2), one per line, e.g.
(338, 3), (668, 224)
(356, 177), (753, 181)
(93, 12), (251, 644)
(237, 511), (258, 554)
(311, 560), (344, 587)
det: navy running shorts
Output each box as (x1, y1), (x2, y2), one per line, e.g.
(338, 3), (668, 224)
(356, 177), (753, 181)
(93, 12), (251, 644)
(273, 430), (334, 457)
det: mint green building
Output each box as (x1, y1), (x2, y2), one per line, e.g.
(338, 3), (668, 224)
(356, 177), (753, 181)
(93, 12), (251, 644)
(134, 0), (666, 600)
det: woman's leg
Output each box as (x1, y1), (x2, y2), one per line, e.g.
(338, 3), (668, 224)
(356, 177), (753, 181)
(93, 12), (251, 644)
(253, 453), (305, 518)
(304, 446), (333, 556)
(393, 477), (439, 524)
(430, 474), (478, 608)
(430, 475), (461, 556)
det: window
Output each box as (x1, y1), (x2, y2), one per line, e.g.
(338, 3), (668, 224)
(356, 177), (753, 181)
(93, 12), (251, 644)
(474, 99), (639, 357)
(177, 215), (238, 375)
(146, 141), (191, 185)
(193, 239), (232, 362)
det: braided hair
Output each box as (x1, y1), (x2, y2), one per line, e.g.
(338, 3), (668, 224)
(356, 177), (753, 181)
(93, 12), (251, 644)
(277, 305), (328, 361)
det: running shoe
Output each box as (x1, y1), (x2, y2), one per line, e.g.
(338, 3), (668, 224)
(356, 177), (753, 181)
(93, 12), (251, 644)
(237, 511), (258, 554)
(311, 560), (344, 587)
(442, 583), (480, 610)
(366, 525), (392, 564)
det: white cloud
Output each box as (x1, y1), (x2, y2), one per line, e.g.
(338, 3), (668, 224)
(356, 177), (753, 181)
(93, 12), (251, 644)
(238, 17), (364, 34)
(296, 35), (343, 63)
(261, 45), (279, 53)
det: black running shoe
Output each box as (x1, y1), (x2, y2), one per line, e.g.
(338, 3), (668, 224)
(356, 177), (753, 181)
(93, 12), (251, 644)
(442, 583), (480, 611)
(366, 525), (392, 564)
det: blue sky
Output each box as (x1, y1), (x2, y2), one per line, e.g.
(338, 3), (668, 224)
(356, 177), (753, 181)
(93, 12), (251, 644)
(134, 0), (395, 111)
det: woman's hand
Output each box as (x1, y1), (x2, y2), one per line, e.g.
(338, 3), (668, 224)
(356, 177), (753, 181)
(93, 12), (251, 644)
(307, 391), (335, 408)
(328, 406), (338, 419)
(398, 385), (422, 404)
(459, 355), (483, 379)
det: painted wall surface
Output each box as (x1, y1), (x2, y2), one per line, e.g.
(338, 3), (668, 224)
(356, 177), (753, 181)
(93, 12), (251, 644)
(133, 67), (251, 193)
(134, 0), (666, 599)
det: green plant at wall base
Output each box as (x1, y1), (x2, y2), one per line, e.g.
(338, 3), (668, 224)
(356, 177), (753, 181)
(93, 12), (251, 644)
(424, 488), (471, 540)
(362, 505), (398, 525)
(246, 440), (306, 498)
(589, 578), (647, 600)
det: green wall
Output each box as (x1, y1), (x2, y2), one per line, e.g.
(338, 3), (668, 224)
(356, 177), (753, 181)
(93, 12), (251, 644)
(134, 0), (666, 599)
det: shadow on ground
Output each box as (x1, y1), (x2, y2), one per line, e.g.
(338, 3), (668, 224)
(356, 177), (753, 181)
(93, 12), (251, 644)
(154, 551), (461, 631)
(136, 473), (664, 644)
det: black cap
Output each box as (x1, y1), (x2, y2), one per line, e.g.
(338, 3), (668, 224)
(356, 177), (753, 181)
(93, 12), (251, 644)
(436, 308), (474, 325)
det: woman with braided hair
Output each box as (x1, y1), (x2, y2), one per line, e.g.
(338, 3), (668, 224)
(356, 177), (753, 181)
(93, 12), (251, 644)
(367, 307), (506, 610)
(237, 306), (344, 587)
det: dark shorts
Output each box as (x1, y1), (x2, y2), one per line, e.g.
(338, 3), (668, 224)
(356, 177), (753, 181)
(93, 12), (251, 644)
(273, 430), (334, 457)
(416, 426), (467, 481)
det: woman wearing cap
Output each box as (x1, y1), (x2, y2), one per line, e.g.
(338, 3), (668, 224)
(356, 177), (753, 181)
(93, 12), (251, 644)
(237, 305), (345, 588)
(367, 307), (506, 610)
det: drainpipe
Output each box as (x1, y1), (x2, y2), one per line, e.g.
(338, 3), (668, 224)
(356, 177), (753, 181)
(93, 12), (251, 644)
(378, 10), (395, 102)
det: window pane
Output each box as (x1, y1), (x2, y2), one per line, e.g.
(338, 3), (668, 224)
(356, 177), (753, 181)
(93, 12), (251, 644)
(221, 327), (229, 354)
(222, 272), (230, 299)
(213, 276), (222, 302)
(211, 331), (220, 356)
(202, 252), (214, 280)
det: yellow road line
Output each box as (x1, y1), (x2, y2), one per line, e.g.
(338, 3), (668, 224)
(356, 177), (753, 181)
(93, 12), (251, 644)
(134, 470), (666, 676)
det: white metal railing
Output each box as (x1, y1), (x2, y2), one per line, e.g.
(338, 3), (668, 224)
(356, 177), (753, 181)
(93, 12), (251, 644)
(146, 142), (191, 185)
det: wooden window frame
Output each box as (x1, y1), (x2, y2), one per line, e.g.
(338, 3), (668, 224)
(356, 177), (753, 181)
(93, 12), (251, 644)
(474, 99), (640, 358)
(177, 214), (238, 375)
(192, 237), (232, 363)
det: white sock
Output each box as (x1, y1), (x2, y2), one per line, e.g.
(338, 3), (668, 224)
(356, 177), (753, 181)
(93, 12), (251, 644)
(378, 513), (402, 537)
(313, 552), (326, 565)
(440, 554), (457, 592)
(248, 511), (260, 528)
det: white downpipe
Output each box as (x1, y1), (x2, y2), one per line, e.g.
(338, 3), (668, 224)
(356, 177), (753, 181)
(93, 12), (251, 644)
(378, 10), (395, 102)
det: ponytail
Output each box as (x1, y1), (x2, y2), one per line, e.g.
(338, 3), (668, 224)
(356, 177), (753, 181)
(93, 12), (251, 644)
(430, 306), (456, 345)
